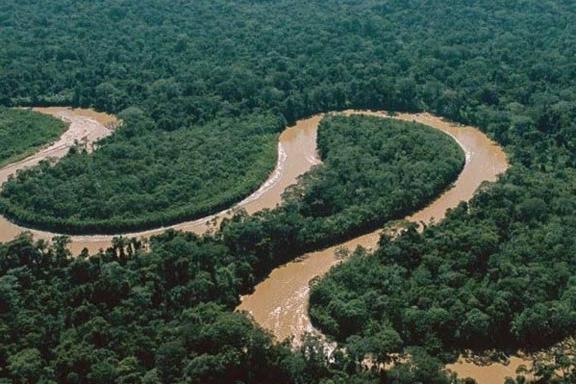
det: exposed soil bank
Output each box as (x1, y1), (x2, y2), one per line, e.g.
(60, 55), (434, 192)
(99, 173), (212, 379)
(0, 112), (322, 254)
(0, 107), (117, 186)
(0, 107), (117, 248)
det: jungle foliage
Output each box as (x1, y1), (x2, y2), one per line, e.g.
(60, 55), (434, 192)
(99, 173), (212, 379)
(0, 112), (280, 233)
(1, 0), (576, 383)
(1, 0), (574, 231)
(0, 230), (457, 384)
(217, 115), (464, 277)
(286, 115), (464, 246)
(0, 114), (464, 383)
(311, 168), (576, 357)
(0, 108), (66, 166)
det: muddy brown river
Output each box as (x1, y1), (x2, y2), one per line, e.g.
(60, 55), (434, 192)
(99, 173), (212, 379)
(238, 110), (509, 341)
(0, 109), (321, 254)
(0, 107), (118, 248)
(0, 108), (523, 383)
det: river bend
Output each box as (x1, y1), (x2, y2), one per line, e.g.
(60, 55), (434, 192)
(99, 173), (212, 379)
(0, 108), (514, 383)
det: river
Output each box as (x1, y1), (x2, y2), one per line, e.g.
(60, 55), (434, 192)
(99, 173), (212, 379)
(0, 108), (523, 383)
(0, 109), (322, 254)
(237, 111), (516, 383)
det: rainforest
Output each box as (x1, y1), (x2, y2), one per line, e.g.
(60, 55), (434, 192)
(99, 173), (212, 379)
(0, 108), (66, 166)
(1, 0), (576, 383)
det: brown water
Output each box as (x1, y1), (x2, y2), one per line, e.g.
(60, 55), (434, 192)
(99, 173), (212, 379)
(446, 356), (533, 383)
(237, 110), (514, 384)
(0, 107), (117, 249)
(238, 110), (508, 341)
(0, 108), (521, 383)
(0, 110), (322, 254)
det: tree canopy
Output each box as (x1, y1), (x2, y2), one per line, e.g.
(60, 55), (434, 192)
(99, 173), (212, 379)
(1, 0), (575, 231)
(1, 0), (576, 383)
(0, 113), (464, 383)
(0, 108), (66, 166)
(1, 112), (281, 233)
(311, 167), (576, 355)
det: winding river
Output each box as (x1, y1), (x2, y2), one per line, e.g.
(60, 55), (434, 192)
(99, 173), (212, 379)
(0, 108), (521, 383)
(0, 108), (322, 254)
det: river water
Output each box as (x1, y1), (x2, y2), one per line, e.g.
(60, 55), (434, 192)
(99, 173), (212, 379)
(237, 111), (514, 383)
(0, 107), (117, 250)
(0, 108), (521, 383)
(238, 110), (509, 341)
(0, 110), (321, 253)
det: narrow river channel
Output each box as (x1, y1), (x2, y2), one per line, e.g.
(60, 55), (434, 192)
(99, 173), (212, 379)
(0, 108), (519, 383)
(0, 109), (322, 254)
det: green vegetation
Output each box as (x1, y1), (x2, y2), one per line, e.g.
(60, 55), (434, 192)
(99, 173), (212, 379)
(288, 115), (464, 244)
(0, 114), (463, 383)
(311, 167), (576, 356)
(0, 108), (66, 166)
(1, 0), (575, 233)
(0, 233), (303, 384)
(1, 0), (576, 383)
(219, 115), (464, 267)
(0, 112), (280, 233)
(0, 233), (459, 384)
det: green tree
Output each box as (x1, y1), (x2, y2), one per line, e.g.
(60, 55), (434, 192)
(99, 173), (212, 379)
(7, 348), (44, 383)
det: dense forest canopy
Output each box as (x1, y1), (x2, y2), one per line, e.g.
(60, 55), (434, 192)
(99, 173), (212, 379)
(0, 114), (464, 383)
(223, 115), (464, 256)
(0, 232), (463, 384)
(311, 167), (576, 353)
(296, 115), (464, 224)
(0, 0), (575, 233)
(216, 115), (463, 284)
(0, 108), (66, 166)
(0, 112), (280, 233)
(0, 0), (576, 383)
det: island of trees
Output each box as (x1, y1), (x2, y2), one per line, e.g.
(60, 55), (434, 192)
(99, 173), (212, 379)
(0, 112), (281, 234)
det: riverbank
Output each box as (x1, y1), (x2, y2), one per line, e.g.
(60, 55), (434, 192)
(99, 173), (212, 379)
(0, 108), (521, 383)
(237, 111), (513, 384)
(0, 111), (321, 254)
